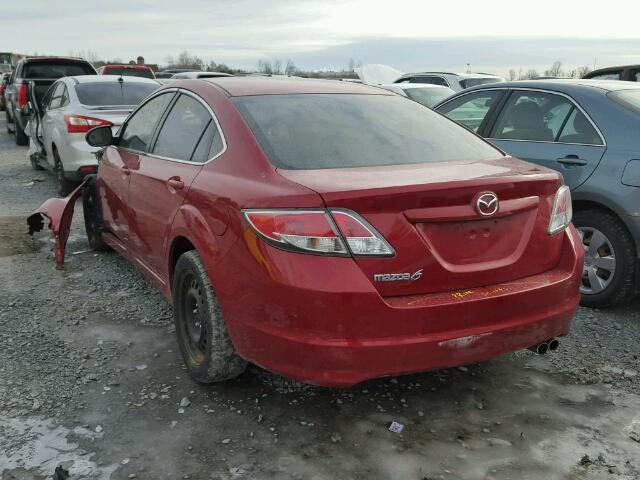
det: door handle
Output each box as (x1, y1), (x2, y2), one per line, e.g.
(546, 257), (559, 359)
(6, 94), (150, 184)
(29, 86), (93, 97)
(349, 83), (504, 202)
(556, 155), (587, 166)
(167, 178), (185, 191)
(120, 166), (130, 176)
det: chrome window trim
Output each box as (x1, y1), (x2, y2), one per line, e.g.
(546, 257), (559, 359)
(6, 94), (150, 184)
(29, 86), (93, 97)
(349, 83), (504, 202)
(439, 86), (606, 147)
(118, 87), (228, 165)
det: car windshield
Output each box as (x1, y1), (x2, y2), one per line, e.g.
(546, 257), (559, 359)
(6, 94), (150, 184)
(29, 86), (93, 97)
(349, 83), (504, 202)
(403, 87), (454, 107)
(459, 78), (503, 89)
(232, 93), (502, 170)
(105, 67), (154, 79)
(75, 82), (159, 106)
(24, 62), (93, 78)
(608, 89), (640, 114)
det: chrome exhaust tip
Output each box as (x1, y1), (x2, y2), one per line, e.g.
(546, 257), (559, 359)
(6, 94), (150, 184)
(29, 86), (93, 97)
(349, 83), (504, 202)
(528, 342), (549, 355)
(548, 339), (559, 351)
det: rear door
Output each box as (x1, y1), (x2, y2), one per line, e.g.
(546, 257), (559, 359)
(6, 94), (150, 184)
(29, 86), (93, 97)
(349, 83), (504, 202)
(41, 82), (67, 166)
(486, 89), (606, 189)
(127, 91), (222, 275)
(97, 91), (176, 245)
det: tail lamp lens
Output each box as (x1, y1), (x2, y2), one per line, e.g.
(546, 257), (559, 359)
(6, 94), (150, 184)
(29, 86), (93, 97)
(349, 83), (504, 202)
(548, 185), (572, 235)
(242, 209), (394, 257)
(17, 84), (28, 108)
(64, 115), (113, 134)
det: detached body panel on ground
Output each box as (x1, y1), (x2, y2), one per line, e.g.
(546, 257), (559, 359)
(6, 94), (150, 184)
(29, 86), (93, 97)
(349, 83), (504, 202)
(29, 77), (583, 387)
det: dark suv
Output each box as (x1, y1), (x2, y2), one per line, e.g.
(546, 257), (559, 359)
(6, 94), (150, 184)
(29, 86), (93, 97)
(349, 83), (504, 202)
(583, 65), (640, 82)
(5, 57), (96, 145)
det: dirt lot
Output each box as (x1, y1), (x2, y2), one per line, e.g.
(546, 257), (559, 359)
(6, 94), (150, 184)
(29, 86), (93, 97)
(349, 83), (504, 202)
(0, 115), (639, 480)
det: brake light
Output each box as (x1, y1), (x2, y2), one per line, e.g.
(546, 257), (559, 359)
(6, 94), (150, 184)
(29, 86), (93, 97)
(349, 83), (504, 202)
(242, 209), (394, 257)
(17, 83), (28, 108)
(548, 185), (572, 235)
(64, 115), (113, 134)
(243, 210), (348, 255)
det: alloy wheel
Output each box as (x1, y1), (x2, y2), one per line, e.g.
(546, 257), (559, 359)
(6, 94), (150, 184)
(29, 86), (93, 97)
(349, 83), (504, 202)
(578, 226), (616, 295)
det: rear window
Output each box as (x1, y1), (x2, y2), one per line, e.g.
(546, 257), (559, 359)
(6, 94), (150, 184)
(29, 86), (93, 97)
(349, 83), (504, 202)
(25, 62), (93, 79)
(232, 94), (502, 170)
(459, 78), (503, 89)
(75, 82), (159, 106)
(104, 67), (154, 79)
(608, 89), (640, 114)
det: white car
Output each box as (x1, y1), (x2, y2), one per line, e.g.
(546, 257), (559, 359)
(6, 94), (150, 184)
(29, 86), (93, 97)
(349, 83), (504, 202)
(378, 83), (455, 108)
(394, 72), (505, 92)
(29, 75), (160, 195)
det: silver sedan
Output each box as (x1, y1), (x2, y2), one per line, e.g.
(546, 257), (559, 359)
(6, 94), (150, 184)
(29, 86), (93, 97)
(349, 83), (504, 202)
(30, 75), (160, 195)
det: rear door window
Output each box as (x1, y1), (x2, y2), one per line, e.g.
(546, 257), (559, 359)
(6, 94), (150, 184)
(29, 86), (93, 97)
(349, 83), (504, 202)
(119, 92), (174, 152)
(48, 82), (66, 109)
(491, 91), (573, 142)
(557, 109), (603, 145)
(438, 91), (502, 132)
(24, 62), (93, 78)
(151, 94), (212, 161)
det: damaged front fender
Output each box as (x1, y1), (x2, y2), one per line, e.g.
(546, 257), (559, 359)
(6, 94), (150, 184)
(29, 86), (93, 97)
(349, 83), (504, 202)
(27, 177), (91, 269)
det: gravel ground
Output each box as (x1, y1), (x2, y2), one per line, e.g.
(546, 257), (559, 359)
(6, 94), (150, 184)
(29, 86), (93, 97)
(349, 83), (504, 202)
(0, 114), (639, 480)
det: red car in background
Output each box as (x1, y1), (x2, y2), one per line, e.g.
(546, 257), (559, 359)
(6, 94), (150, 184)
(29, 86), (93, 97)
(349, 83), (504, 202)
(97, 64), (155, 79)
(29, 78), (583, 387)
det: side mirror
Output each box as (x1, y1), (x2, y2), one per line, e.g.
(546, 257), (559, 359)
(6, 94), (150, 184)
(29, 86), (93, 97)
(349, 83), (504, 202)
(86, 125), (113, 148)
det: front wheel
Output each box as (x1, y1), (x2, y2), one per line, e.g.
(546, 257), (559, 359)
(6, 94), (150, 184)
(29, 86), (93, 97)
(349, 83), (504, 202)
(574, 210), (637, 308)
(173, 250), (247, 383)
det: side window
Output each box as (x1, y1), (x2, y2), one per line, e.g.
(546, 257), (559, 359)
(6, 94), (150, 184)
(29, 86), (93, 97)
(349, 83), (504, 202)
(60, 85), (69, 107)
(438, 91), (501, 132)
(152, 94), (212, 161)
(557, 109), (602, 145)
(491, 91), (573, 142)
(631, 70), (640, 82)
(48, 82), (66, 109)
(41, 83), (56, 109)
(589, 71), (622, 80)
(120, 92), (174, 152)
(411, 76), (447, 86)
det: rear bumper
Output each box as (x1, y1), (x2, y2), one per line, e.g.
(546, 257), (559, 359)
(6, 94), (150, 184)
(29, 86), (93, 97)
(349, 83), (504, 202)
(222, 226), (584, 387)
(59, 137), (99, 181)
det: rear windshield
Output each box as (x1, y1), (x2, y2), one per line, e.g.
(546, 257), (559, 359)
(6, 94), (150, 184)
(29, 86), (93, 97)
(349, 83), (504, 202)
(104, 67), (154, 79)
(608, 89), (640, 114)
(75, 82), (159, 106)
(233, 94), (502, 170)
(25, 62), (93, 79)
(459, 78), (503, 89)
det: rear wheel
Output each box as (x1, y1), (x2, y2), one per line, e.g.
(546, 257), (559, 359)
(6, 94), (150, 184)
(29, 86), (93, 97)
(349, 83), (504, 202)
(15, 121), (28, 146)
(173, 250), (247, 383)
(82, 175), (109, 251)
(574, 210), (637, 308)
(6, 109), (14, 133)
(53, 148), (76, 197)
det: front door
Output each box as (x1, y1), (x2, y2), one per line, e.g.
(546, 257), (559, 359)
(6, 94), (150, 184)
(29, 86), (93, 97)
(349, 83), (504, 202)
(486, 90), (606, 190)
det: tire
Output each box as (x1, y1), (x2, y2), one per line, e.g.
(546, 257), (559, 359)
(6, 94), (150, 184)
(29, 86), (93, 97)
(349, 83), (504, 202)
(15, 120), (28, 146)
(6, 109), (14, 133)
(82, 175), (110, 251)
(573, 209), (637, 308)
(53, 148), (76, 197)
(173, 250), (247, 383)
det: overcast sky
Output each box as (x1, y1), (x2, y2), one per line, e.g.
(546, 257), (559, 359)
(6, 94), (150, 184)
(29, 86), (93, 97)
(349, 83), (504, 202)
(4, 0), (640, 75)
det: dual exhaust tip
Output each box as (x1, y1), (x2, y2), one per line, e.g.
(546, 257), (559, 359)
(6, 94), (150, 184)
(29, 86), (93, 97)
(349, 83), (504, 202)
(528, 338), (560, 355)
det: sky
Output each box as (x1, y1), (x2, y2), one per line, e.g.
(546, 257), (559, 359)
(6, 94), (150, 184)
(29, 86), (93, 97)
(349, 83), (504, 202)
(3, 0), (640, 75)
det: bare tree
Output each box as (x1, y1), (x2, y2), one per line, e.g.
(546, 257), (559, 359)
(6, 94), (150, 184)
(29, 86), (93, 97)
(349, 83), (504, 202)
(576, 65), (592, 78)
(522, 69), (540, 80)
(508, 69), (517, 81)
(285, 59), (297, 76)
(348, 58), (356, 72)
(258, 60), (273, 74)
(273, 60), (283, 75)
(544, 61), (564, 78)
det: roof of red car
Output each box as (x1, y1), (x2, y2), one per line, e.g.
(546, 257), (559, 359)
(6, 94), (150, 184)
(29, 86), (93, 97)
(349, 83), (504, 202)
(202, 77), (391, 96)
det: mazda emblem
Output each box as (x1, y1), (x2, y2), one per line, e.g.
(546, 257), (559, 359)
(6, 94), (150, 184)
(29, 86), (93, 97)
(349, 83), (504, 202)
(475, 192), (499, 216)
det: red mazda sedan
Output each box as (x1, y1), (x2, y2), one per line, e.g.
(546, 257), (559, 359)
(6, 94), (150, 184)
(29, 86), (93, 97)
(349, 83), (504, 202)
(30, 78), (584, 387)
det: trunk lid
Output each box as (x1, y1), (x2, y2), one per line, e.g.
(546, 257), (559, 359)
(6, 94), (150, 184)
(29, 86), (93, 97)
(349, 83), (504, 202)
(278, 157), (565, 297)
(81, 107), (133, 135)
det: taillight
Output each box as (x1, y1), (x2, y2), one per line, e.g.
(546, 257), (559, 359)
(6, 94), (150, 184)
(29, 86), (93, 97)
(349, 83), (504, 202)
(242, 209), (394, 257)
(64, 115), (113, 134)
(548, 185), (572, 235)
(17, 83), (28, 108)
